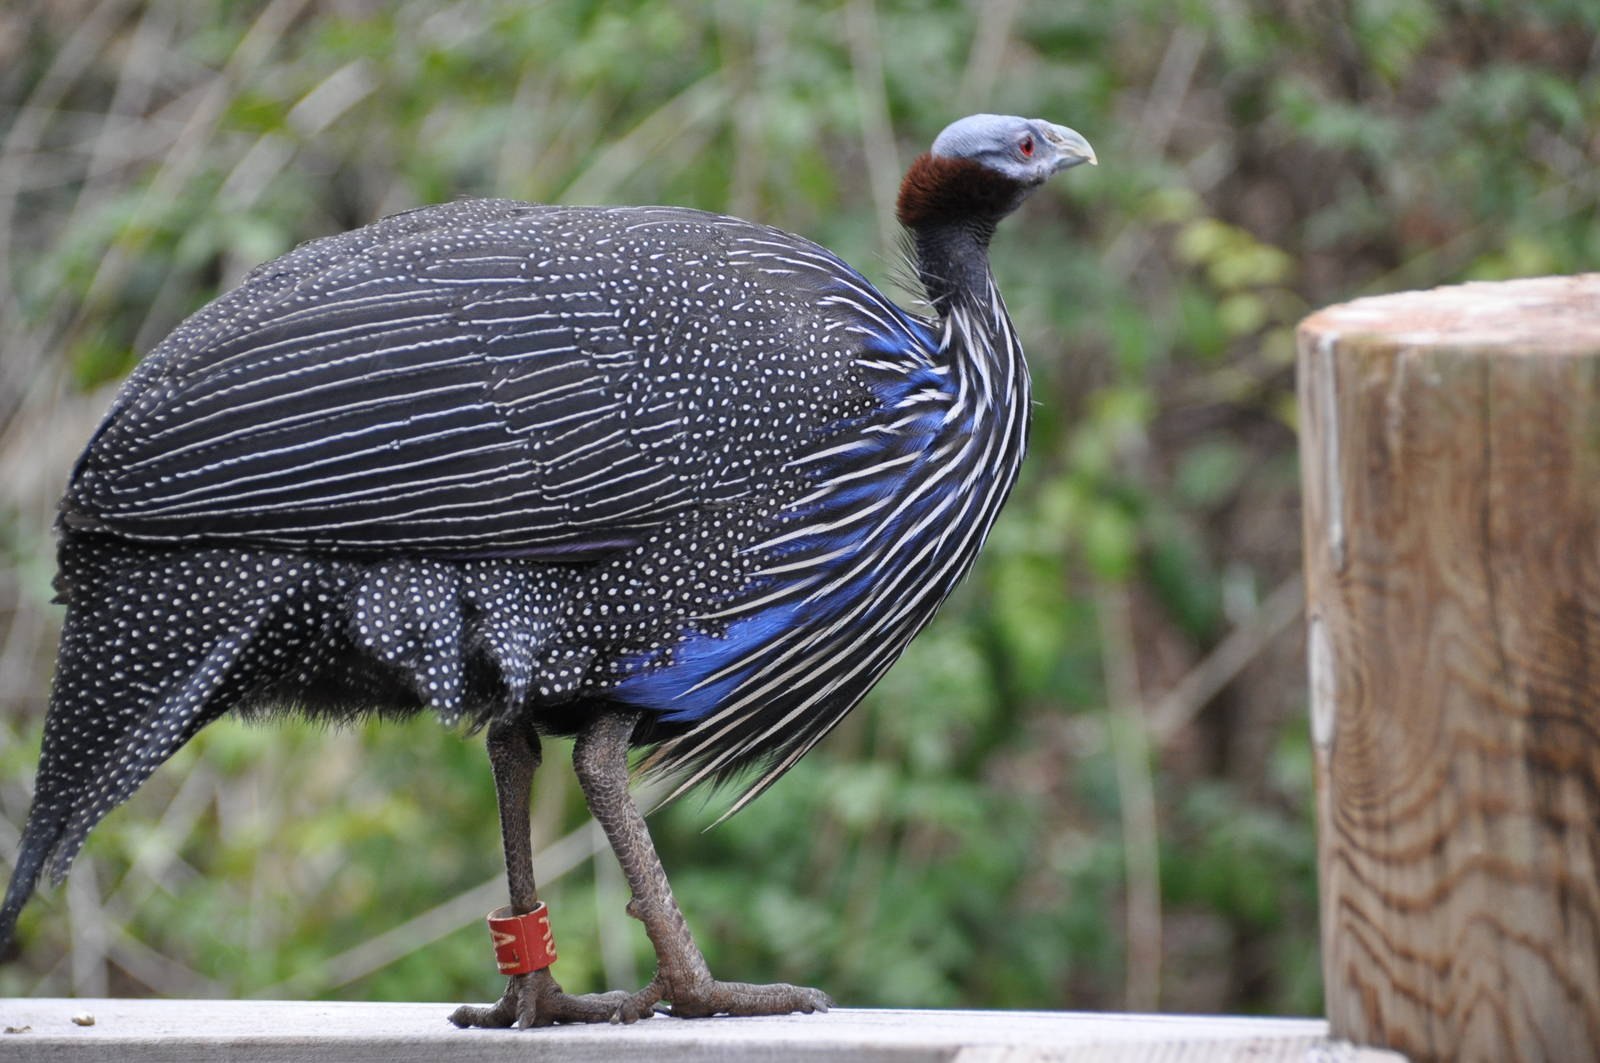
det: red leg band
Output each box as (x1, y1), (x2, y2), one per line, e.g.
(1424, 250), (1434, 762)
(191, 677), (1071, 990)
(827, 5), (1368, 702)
(487, 902), (558, 974)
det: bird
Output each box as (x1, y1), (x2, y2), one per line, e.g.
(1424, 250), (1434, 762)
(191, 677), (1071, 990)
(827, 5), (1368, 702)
(0, 113), (1095, 1025)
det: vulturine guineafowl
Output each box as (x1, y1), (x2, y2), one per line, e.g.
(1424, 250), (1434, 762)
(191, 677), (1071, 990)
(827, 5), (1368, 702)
(1, 113), (1095, 1024)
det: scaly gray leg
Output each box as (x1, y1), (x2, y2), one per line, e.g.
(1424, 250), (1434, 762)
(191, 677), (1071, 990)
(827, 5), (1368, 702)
(449, 717), (641, 1028)
(572, 709), (832, 1018)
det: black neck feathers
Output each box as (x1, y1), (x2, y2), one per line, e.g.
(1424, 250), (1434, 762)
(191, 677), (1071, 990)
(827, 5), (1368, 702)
(895, 153), (1029, 313)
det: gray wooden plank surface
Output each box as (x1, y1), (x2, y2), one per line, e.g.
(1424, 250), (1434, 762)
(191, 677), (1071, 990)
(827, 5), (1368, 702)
(0, 998), (1406, 1062)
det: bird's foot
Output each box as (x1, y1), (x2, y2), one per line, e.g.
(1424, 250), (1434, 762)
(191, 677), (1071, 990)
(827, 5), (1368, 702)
(650, 974), (833, 1019)
(448, 969), (656, 1028)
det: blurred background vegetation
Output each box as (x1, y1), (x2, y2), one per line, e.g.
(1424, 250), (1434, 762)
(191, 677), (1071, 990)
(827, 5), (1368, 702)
(1, 0), (1596, 1017)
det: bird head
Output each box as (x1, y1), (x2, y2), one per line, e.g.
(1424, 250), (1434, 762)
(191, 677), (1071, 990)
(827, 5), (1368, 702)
(930, 114), (1097, 185)
(896, 113), (1095, 231)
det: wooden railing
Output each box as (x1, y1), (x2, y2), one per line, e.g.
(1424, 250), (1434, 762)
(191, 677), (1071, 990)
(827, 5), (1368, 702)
(1, 998), (1401, 1061)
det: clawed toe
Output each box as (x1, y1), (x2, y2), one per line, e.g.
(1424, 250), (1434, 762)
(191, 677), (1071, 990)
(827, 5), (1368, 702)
(541, 987), (645, 1025)
(658, 979), (833, 1019)
(450, 972), (658, 1028)
(449, 998), (516, 1029)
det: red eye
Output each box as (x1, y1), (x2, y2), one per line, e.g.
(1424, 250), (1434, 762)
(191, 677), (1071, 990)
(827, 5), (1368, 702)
(1019, 135), (1035, 158)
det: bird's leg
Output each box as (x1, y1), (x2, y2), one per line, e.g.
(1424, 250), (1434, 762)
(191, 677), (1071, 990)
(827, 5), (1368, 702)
(573, 709), (832, 1019)
(449, 717), (639, 1028)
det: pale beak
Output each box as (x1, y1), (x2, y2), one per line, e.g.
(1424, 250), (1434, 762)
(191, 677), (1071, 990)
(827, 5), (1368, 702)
(1044, 124), (1097, 171)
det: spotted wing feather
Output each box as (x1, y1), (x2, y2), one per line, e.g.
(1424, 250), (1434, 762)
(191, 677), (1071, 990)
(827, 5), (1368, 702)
(65, 200), (878, 558)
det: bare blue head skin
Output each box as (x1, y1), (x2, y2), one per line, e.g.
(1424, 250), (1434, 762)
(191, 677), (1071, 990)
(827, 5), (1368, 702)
(929, 113), (1097, 185)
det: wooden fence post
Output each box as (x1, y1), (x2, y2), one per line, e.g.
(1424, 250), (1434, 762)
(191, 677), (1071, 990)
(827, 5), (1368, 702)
(1297, 275), (1600, 1063)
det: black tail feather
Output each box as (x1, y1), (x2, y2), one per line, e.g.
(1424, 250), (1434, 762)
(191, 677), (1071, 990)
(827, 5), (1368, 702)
(0, 805), (63, 953)
(0, 537), (286, 952)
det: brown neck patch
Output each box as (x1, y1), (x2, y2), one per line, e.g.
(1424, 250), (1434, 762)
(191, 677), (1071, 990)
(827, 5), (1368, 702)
(895, 153), (1029, 231)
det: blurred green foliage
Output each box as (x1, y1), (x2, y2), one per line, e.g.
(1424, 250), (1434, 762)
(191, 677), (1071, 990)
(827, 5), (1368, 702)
(0, 0), (1595, 1017)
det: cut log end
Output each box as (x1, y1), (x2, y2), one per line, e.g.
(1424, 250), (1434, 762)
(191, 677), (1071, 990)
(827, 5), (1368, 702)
(1301, 273), (1600, 354)
(1297, 273), (1600, 1063)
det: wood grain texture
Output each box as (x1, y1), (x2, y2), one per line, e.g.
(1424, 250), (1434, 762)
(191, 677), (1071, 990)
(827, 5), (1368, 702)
(1298, 275), (1600, 1063)
(0, 999), (1403, 1063)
